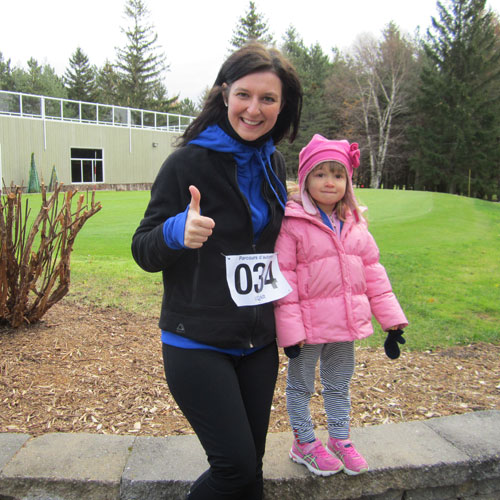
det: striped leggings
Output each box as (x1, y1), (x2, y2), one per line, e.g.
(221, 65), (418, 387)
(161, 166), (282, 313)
(286, 342), (354, 443)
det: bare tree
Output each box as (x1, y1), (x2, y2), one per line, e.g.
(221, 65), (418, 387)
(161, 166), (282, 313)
(351, 24), (419, 188)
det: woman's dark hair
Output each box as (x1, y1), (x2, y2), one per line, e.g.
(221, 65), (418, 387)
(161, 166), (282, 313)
(179, 42), (303, 146)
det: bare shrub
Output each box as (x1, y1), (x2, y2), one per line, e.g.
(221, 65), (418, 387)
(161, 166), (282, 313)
(0, 183), (101, 328)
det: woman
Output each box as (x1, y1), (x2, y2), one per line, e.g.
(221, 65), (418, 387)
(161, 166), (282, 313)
(132, 42), (302, 499)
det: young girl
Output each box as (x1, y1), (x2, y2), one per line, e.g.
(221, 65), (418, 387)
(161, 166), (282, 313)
(274, 134), (408, 477)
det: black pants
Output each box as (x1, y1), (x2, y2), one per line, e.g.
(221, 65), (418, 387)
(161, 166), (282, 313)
(162, 342), (279, 500)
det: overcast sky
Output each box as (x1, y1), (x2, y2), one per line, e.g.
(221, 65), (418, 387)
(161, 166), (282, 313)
(2, 0), (500, 103)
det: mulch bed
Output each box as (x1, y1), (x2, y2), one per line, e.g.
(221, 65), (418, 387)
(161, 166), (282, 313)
(1, 301), (499, 437)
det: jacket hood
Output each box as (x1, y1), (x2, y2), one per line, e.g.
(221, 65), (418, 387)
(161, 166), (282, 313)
(190, 124), (287, 211)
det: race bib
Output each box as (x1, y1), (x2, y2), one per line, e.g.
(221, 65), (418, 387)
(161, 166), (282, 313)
(225, 253), (292, 307)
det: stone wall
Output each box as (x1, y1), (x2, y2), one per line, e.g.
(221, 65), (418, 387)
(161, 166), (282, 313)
(0, 411), (499, 500)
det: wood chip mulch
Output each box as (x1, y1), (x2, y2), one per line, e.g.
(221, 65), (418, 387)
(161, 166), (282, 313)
(1, 301), (499, 437)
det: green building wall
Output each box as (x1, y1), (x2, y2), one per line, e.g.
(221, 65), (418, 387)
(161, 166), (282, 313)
(0, 115), (181, 189)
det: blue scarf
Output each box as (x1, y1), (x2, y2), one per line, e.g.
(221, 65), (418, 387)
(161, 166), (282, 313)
(318, 206), (344, 234)
(190, 124), (287, 240)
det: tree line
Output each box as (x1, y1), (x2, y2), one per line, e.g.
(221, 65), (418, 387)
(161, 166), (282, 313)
(1, 0), (499, 199)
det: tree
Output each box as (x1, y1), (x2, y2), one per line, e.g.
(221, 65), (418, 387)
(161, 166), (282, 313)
(410, 0), (500, 199)
(230, 1), (274, 50)
(280, 27), (335, 177)
(96, 61), (121, 105)
(323, 55), (368, 186)
(174, 97), (200, 117)
(346, 23), (420, 189)
(0, 52), (15, 90)
(27, 153), (41, 193)
(64, 47), (97, 102)
(115, 0), (169, 109)
(11, 58), (67, 98)
(149, 80), (178, 113)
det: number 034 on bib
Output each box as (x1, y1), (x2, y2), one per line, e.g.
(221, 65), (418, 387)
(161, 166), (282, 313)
(225, 253), (292, 307)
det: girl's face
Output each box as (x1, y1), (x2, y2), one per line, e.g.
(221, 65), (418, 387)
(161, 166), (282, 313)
(224, 71), (283, 142)
(306, 162), (347, 213)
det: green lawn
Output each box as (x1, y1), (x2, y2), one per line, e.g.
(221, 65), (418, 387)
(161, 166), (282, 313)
(26, 188), (500, 351)
(356, 189), (500, 350)
(66, 191), (165, 316)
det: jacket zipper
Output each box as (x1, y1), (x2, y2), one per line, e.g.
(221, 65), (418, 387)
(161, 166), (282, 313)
(234, 163), (260, 348)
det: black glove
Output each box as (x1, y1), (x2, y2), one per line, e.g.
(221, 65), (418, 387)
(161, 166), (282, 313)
(284, 345), (302, 359)
(384, 329), (405, 359)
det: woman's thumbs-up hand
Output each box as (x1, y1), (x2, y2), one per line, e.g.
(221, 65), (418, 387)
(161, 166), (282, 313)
(184, 185), (215, 249)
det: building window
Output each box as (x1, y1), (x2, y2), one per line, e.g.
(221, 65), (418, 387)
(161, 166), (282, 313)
(70, 148), (103, 184)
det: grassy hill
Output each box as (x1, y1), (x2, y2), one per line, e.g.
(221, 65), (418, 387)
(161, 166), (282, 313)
(61, 189), (500, 351)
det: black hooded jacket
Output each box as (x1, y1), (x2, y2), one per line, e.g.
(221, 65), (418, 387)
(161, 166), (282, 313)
(131, 143), (287, 349)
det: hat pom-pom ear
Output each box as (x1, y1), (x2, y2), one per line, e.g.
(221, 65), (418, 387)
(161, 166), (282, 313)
(349, 143), (360, 169)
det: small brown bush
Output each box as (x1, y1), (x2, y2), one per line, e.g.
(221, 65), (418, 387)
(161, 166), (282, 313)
(0, 183), (101, 328)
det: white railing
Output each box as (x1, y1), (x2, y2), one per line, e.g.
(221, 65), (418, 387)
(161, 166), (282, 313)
(0, 90), (195, 132)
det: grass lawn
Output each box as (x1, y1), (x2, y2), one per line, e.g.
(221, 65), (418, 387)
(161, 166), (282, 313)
(356, 189), (500, 349)
(24, 188), (500, 351)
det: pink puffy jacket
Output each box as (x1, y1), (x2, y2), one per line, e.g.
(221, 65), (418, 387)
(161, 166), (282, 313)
(274, 201), (408, 347)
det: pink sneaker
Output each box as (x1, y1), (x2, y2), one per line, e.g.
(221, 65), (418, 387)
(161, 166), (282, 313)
(327, 438), (369, 475)
(289, 438), (343, 476)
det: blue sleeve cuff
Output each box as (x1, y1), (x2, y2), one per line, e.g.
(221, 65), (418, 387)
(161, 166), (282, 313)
(162, 204), (189, 250)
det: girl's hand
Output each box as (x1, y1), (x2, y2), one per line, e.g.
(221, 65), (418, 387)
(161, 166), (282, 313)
(184, 186), (215, 249)
(284, 342), (304, 359)
(384, 328), (405, 359)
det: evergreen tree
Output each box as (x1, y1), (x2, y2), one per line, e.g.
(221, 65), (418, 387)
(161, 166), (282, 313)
(324, 54), (368, 185)
(64, 47), (97, 102)
(115, 0), (169, 109)
(197, 86), (211, 111)
(150, 80), (178, 113)
(0, 52), (15, 90)
(280, 27), (335, 178)
(410, 0), (500, 199)
(28, 153), (41, 193)
(11, 58), (67, 98)
(230, 1), (274, 50)
(174, 97), (200, 117)
(96, 61), (121, 105)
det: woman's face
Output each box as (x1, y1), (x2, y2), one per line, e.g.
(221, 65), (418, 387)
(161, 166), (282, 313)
(225, 71), (283, 142)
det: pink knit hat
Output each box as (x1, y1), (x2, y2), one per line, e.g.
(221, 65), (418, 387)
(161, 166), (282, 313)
(298, 134), (360, 214)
